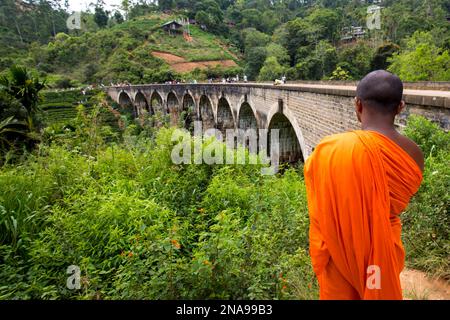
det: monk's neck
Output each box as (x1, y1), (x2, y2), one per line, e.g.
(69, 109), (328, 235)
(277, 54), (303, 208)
(361, 122), (398, 136)
(360, 111), (398, 136)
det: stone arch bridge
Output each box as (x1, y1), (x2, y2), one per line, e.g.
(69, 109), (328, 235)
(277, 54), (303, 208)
(106, 83), (450, 161)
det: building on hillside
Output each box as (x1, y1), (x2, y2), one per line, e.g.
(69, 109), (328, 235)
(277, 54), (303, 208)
(15, 0), (34, 11)
(340, 26), (366, 44)
(161, 20), (183, 35)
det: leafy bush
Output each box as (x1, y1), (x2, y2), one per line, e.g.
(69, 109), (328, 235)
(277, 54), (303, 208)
(52, 78), (74, 89)
(0, 114), (315, 299)
(403, 115), (450, 157)
(0, 110), (447, 300)
(403, 116), (450, 279)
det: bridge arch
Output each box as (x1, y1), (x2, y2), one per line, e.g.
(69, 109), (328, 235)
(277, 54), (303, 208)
(199, 95), (215, 131)
(167, 91), (179, 111)
(267, 111), (304, 164)
(181, 93), (196, 130)
(118, 91), (137, 118)
(135, 91), (149, 116)
(150, 91), (164, 115)
(167, 91), (180, 126)
(216, 96), (235, 132)
(237, 102), (258, 131)
(237, 102), (259, 151)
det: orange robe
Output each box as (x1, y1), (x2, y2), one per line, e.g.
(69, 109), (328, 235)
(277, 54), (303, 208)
(304, 130), (422, 300)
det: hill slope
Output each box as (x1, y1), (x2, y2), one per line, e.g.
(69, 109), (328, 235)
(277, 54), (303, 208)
(21, 14), (242, 86)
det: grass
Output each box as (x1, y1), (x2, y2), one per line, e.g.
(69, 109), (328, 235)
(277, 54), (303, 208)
(148, 27), (237, 62)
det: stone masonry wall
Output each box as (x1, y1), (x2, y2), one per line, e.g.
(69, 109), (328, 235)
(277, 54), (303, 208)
(107, 84), (449, 160)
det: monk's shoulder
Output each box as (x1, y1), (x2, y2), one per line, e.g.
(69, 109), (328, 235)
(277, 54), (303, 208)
(317, 131), (362, 150)
(308, 132), (367, 175)
(310, 132), (366, 166)
(396, 134), (425, 172)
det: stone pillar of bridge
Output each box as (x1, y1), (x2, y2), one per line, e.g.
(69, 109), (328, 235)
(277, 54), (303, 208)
(150, 91), (168, 127)
(135, 91), (149, 116)
(268, 113), (303, 164)
(149, 92), (163, 115)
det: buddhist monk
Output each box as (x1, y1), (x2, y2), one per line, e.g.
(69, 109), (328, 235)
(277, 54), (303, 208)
(304, 70), (424, 300)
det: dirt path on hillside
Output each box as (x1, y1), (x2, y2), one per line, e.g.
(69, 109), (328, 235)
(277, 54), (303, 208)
(151, 51), (238, 73)
(401, 268), (449, 300)
(152, 51), (186, 63)
(171, 60), (238, 73)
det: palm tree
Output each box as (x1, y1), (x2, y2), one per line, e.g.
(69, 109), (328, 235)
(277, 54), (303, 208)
(0, 65), (46, 131)
(0, 66), (45, 163)
(0, 116), (29, 153)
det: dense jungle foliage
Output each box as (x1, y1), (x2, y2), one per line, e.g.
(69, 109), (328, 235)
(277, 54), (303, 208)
(1, 0), (449, 84)
(0, 82), (448, 299)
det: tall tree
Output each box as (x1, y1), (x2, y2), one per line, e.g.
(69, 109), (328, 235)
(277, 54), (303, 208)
(121, 0), (130, 20)
(0, 65), (46, 130)
(388, 31), (450, 81)
(159, 0), (174, 11)
(94, 6), (109, 28)
(113, 11), (124, 24)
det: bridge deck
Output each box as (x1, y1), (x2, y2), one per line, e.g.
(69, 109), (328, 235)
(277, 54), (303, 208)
(109, 83), (450, 108)
(279, 83), (450, 98)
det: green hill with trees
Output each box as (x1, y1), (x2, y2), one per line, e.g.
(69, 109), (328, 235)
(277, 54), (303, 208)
(1, 0), (449, 85)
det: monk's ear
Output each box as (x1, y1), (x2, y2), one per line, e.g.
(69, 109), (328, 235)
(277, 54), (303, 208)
(396, 101), (405, 115)
(354, 97), (363, 120)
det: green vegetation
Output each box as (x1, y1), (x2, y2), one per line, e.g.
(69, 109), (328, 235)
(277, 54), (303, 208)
(1, 0), (449, 83)
(0, 0), (68, 59)
(0, 77), (448, 298)
(0, 66), (45, 163)
(39, 90), (101, 126)
(0, 99), (317, 299)
(388, 31), (450, 81)
(403, 116), (450, 279)
(26, 15), (240, 85)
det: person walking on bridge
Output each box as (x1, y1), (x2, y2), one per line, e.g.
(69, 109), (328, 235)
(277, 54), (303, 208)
(304, 70), (424, 300)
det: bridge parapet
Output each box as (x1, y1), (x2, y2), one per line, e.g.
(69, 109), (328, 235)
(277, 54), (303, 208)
(106, 83), (450, 160)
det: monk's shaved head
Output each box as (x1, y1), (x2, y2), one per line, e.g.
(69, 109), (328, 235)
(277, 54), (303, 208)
(356, 70), (403, 114)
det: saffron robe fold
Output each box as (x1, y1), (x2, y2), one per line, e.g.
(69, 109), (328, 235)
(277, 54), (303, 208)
(304, 130), (422, 300)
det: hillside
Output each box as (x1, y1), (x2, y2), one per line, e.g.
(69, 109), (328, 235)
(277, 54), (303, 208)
(0, 0), (67, 64)
(10, 13), (242, 86)
(1, 0), (449, 84)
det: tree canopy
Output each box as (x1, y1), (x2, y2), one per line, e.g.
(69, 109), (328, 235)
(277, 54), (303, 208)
(1, 0), (448, 81)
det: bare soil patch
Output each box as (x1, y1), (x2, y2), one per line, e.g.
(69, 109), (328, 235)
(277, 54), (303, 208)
(171, 60), (238, 73)
(401, 268), (449, 300)
(151, 51), (238, 73)
(152, 51), (186, 64)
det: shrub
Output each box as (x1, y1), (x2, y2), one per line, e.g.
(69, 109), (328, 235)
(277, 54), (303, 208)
(403, 115), (450, 157)
(0, 111), (446, 300)
(402, 116), (450, 279)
